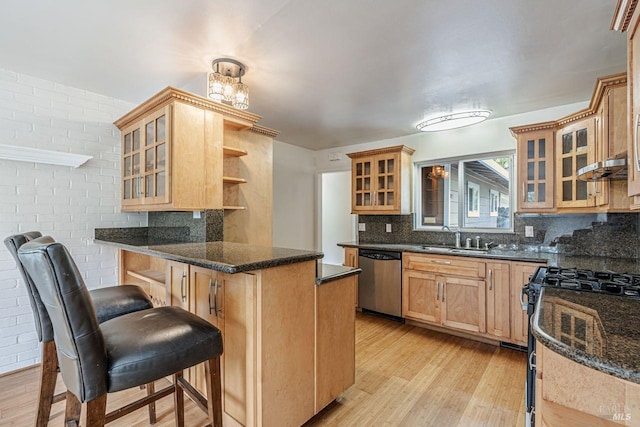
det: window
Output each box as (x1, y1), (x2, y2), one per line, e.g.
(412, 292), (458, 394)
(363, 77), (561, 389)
(415, 152), (514, 231)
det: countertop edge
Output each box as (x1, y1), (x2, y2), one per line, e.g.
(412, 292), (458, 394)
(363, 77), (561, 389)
(316, 264), (361, 285)
(531, 287), (640, 385)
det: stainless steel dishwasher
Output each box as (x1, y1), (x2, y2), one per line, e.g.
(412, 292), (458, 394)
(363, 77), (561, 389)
(358, 249), (403, 320)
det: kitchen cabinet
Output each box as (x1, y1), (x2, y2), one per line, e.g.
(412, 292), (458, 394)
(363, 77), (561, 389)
(343, 247), (359, 307)
(510, 73), (629, 213)
(513, 126), (556, 212)
(556, 118), (597, 208)
(485, 261), (511, 340)
(347, 145), (415, 214)
(510, 262), (544, 346)
(115, 87), (277, 246)
(402, 253), (486, 334)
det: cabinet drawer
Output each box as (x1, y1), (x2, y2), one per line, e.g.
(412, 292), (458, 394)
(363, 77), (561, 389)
(403, 253), (485, 278)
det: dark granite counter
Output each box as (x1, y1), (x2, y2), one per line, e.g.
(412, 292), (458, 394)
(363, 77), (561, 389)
(96, 238), (323, 274)
(532, 287), (640, 384)
(338, 242), (640, 274)
(316, 263), (361, 285)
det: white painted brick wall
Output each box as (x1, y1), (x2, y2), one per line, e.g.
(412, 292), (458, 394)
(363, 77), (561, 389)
(0, 68), (147, 374)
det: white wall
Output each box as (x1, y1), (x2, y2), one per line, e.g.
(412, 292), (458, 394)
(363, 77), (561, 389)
(0, 69), (146, 374)
(272, 140), (316, 251)
(321, 171), (355, 264)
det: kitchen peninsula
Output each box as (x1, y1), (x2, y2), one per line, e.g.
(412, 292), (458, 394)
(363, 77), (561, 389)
(96, 234), (359, 427)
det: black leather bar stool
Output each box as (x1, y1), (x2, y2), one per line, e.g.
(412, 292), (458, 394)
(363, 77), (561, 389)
(4, 232), (154, 426)
(18, 237), (223, 427)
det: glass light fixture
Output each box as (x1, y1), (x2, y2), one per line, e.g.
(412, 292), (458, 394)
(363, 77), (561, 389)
(208, 58), (249, 110)
(416, 110), (491, 132)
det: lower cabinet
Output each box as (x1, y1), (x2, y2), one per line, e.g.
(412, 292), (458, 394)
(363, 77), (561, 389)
(486, 261), (511, 340)
(510, 262), (544, 346)
(343, 247), (359, 307)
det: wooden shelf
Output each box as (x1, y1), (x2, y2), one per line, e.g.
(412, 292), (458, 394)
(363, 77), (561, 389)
(223, 206), (247, 210)
(223, 146), (248, 157)
(126, 269), (166, 287)
(223, 176), (247, 184)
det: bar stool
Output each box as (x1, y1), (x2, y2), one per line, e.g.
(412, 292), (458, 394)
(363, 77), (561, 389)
(18, 237), (223, 427)
(4, 232), (154, 426)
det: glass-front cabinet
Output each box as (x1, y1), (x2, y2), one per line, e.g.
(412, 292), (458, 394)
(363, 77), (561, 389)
(121, 107), (171, 208)
(348, 145), (414, 214)
(513, 126), (555, 212)
(556, 119), (596, 208)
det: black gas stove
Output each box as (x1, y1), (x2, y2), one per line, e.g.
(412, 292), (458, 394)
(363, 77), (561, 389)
(523, 266), (640, 427)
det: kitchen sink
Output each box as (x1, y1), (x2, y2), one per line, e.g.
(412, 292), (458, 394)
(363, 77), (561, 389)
(420, 245), (489, 255)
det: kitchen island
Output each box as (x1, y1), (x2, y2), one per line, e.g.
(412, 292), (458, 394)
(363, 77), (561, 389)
(531, 287), (640, 426)
(96, 237), (359, 427)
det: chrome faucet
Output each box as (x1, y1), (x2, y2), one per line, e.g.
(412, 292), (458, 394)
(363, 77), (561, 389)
(442, 226), (461, 248)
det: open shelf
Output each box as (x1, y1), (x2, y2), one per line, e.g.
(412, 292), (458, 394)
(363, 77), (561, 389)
(126, 269), (166, 287)
(223, 206), (247, 210)
(223, 146), (248, 157)
(223, 176), (247, 184)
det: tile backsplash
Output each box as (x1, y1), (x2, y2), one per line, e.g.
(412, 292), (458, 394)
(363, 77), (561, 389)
(357, 213), (640, 259)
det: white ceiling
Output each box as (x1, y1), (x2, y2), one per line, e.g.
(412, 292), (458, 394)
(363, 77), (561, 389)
(0, 0), (627, 150)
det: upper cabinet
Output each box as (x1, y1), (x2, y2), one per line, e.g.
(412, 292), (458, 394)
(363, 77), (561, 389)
(347, 145), (415, 215)
(510, 73), (629, 213)
(612, 1), (640, 209)
(114, 87), (278, 218)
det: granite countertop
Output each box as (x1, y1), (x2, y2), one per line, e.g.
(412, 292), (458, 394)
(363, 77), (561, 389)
(96, 238), (323, 274)
(338, 242), (640, 274)
(316, 263), (361, 285)
(532, 287), (640, 384)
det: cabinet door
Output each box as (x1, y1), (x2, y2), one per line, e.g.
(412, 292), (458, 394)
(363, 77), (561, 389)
(343, 247), (359, 307)
(141, 107), (171, 206)
(121, 123), (143, 207)
(167, 260), (189, 310)
(352, 157), (374, 212)
(402, 269), (440, 323)
(189, 266), (223, 397)
(510, 262), (542, 346)
(629, 14), (640, 199)
(373, 152), (400, 211)
(221, 272), (257, 427)
(486, 261), (511, 339)
(518, 130), (555, 211)
(441, 275), (486, 334)
(557, 119), (596, 208)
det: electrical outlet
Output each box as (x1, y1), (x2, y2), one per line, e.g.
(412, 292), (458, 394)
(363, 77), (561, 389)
(193, 211), (202, 219)
(358, 223), (366, 232)
(525, 226), (534, 238)
(386, 224), (392, 232)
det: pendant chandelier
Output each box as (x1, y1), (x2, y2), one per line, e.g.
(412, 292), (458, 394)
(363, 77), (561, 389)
(416, 110), (491, 132)
(208, 58), (249, 110)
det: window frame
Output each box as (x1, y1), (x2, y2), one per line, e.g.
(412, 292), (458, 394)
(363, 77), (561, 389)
(413, 150), (515, 233)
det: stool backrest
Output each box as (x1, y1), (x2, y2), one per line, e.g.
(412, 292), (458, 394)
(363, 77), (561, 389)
(3, 231), (53, 342)
(18, 237), (108, 402)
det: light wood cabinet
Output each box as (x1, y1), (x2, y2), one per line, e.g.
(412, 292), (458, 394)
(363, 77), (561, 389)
(486, 261), (511, 340)
(514, 126), (556, 212)
(556, 118), (597, 208)
(347, 145), (415, 214)
(343, 247), (359, 307)
(167, 260), (190, 310)
(402, 253), (486, 334)
(509, 261), (544, 346)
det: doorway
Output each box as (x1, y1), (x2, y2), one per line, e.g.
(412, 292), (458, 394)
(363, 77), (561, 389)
(320, 171), (356, 265)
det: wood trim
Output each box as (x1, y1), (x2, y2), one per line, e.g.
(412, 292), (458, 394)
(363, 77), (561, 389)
(509, 121), (557, 137)
(114, 87), (278, 137)
(611, 0), (638, 31)
(346, 144), (415, 159)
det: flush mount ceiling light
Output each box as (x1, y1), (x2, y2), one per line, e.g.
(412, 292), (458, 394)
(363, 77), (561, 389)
(416, 110), (491, 132)
(208, 58), (249, 110)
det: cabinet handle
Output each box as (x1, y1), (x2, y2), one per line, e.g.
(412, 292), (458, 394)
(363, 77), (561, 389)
(208, 278), (214, 314)
(488, 268), (493, 291)
(180, 271), (187, 302)
(436, 282), (440, 300)
(442, 283), (445, 302)
(430, 260), (451, 265)
(522, 182), (525, 203)
(520, 286), (528, 311)
(213, 279), (221, 316)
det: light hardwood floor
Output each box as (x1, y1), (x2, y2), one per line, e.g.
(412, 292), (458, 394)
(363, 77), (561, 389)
(0, 313), (526, 427)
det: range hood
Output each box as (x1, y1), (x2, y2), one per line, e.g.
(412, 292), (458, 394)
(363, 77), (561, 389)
(576, 153), (627, 181)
